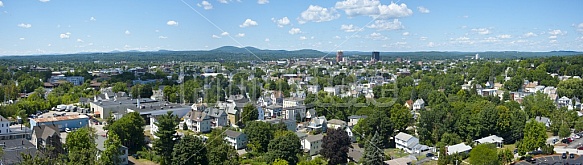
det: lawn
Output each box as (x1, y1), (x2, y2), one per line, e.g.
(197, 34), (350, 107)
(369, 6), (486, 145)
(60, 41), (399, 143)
(501, 144), (516, 152)
(384, 148), (409, 159)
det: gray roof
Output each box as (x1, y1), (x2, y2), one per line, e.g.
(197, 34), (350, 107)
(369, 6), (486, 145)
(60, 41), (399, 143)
(0, 139), (38, 164)
(327, 119), (347, 125)
(475, 135), (504, 144)
(348, 148), (363, 162)
(395, 132), (415, 141)
(447, 143), (472, 155)
(306, 134), (323, 143)
(188, 111), (210, 122)
(0, 114), (8, 122)
(224, 130), (244, 138)
(205, 108), (226, 118)
(296, 132), (308, 139)
(33, 125), (60, 140)
(348, 115), (367, 119)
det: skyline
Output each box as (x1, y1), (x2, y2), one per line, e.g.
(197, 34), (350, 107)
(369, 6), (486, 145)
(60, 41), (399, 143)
(0, 0), (582, 55)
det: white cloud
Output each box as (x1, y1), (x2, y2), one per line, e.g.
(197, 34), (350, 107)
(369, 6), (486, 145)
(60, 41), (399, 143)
(471, 28), (490, 35)
(265, 38), (270, 42)
(158, 36), (168, 39)
(212, 35), (221, 39)
(221, 32), (229, 36)
(427, 42), (435, 47)
(59, 32), (71, 39)
(549, 40), (557, 43)
(217, 0), (228, 4)
(367, 19), (403, 31)
(257, 0), (269, 4)
(482, 37), (500, 43)
(578, 23), (583, 32)
(497, 34), (511, 39)
(0, 1), (3, 7)
(239, 19), (258, 28)
(523, 32), (538, 37)
(549, 35), (557, 39)
(335, 0), (412, 19)
(368, 32), (388, 40)
(47, 43), (51, 47)
(274, 17), (290, 27)
(197, 1), (213, 10)
(39, 0), (49, 2)
(17, 23), (32, 28)
(462, 15), (469, 18)
(298, 5), (339, 24)
(334, 36), (341, 39)
(417, 6), (430, 13)
(288, 28), (301, 35)
(167, 20), (178, 26)
(19, 38), (25, 40)
(419, 37), (427, 40)
(299, 36), (307, 40)
(548, 29), (566, 35)
(125, 30), (131, 35)
(76, 39), (84, 42)
(340, 24), (362, 32)
(402, 32), (409, 36)
(90, 17), (96, 21)
(236, 33), (245, 37)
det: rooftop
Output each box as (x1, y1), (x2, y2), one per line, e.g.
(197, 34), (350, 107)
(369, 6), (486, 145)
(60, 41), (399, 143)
(33, 114), (89, 123)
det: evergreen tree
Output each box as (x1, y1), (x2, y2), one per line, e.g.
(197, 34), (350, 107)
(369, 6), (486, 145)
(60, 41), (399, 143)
(171, 135), (208, 165)
(153, 111), (179, 165)
(362, 132), (384, 165)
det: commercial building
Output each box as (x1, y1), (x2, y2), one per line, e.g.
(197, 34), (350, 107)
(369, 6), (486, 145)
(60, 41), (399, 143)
(336, 51), (343, 63)
(372, 51), (380, 62)
(29, 115), (90, 132)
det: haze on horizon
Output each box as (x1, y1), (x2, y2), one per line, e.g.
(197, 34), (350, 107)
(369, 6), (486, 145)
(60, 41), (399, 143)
(0, 0), (582, 56)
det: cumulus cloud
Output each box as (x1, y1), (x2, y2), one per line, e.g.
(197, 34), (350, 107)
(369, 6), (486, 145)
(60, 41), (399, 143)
(125, 30), (131, 35)
(368, 32), (388, 40)
(239, 19), (258, 28)
(90, 17), (96, 21)
(367, 19), (403, 31)
(258, 0), (269, 4)
(471, 28), (490, 35)
(402, 32), (409, 36)
(273, 17), (290, 27)
(265, 38), (270, 42)
(236, 33), (245, 37)
(288, 28), (301, 35)
(197, 1), (213, 10)
(59, 32), (71, 39)
(19, 38), (25, 40)
(334, 36), (341, 39)
(578, 23), (583, 32)
(497, 34), (511, 39)
(76, 39), (84, 42)
(523, 32), (537, 37)
(298, 5), (339, 24)
(299, 36), (307, 40)
(217, 0), (228, 4)
(158, 36), (168, 39)
(167, 20), (178, 26)
(221, 32), (229, 36)
(17, 23), (32, 28)
(212, 35), (221, 39)
(548, 29), (566, 35)
(39, 0), (49, 2)
(418, 6), (430, 13)
(0, 1), (3, 7)
(419, 37), (427, 40)
(549, 40), (557, 43)
(335, 0), (412, 19)
(427, 42), (435, 47)
(340, 24), (362, 32)
(549, 35), (557, 39)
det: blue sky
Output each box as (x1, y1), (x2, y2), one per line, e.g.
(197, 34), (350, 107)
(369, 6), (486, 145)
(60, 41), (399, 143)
(0, 0), (582, 55)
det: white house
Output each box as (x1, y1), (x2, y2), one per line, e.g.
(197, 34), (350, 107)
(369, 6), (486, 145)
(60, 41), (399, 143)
(224, 130), (247, 150)
(327, 119), (347, 130)
(307, 116), (327, 133)
(413, 99), (425, 111)
(0, 115), (10, 135)
(323, 86), (340, 96)
(395, 132), (428, 154)
(474, 135), (504, 148)
(283, 97), (304, 108)
(184, 111), (211, 133)
(348, 115), (366, 127)
(205, 108), (228, 128)
(447, 143), (472, 155)
(302, 134), (323, 156)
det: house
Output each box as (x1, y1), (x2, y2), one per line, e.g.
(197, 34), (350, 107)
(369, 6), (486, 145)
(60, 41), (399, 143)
(404, 100), (413, 110)
(474, 135), (504, 148)
(305, 107), (317, 122)
(0, 139), (38, 165)
(302, 134), (324, 156)
(205, 108), (228, 128)
(307, 116), (327, 133)
(447, 143), (472, 155)
(264, 119), (297, 132)
(96, 135), (129, 165)
(323, 86), (340, 96)
(271, 91), (285, 105)
(183, 111), (211, 133)
(535, 116), (551, 128)
(224, 130), (248, 150)
(30, 125), (61, 150)
(395, 132), (428, 154)
(283, 97), (304, 108)
(557, 96), (572, 109)
(327, 119), (347, 130)
(0, 115), (10, 135)
(413, 99), (425, 111)
(264, 105), (283, 119)
(345, 127), (357, 142)
(348, 115), (367, 127)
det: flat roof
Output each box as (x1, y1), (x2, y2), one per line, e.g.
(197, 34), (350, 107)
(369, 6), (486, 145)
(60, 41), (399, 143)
(33, 115), (89, 123)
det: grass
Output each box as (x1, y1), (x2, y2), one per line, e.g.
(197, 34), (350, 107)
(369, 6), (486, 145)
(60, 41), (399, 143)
(384, 148), (409, 159)
(422, 161), (438, 165)
(501, 144), (516, 151)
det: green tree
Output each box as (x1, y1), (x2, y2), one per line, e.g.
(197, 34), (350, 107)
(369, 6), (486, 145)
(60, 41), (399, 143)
(99, 133), (123, 165)
(320, 128), (351, 165)
(522, 92), (555, 118)
(104, 112), (116, 130)
(171, 135), (208, 165)
(66, 127), (97, 165)
(361, 132), (384, 165)
(504, 75), (523, 92)
(498, 148), (513, 165)
(111, 82), (128, 93)
(469, 143), (500, 165)
(267, 131), (302, 164)
(205, 128), (239, 165)
(108, 112), (145, 152)
(153, 111), (179, 165)
(244, 121), (273, 153)
(241, 103), (258, 127)
(559, 122), (571, 139)
(273, 159), (290, 165)
(518, 120), (547, 155)
(390, 104), (412, 132)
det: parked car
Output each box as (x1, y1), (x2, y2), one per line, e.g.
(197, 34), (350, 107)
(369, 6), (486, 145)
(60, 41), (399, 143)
(562, 153), (567, 159)
(426, 153), (434, 157)
(524, 156), (536, 163)
(65, 128), (71, 133)
(577, 146), (583, 150)
(570, 153), (576, 159)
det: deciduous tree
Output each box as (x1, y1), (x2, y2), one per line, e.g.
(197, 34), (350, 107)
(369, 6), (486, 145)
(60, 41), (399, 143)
(320, 128), (351, 165)
(171, 135), (208, 165)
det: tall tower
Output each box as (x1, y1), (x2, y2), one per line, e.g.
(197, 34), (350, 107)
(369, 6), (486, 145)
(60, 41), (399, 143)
(475, 53), (479, 60)
(372, 51), (380, 62)
(336, 51), (343, 63)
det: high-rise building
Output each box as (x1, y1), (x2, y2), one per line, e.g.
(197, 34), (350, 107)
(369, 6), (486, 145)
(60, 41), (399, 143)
(475, 53), (480, 60)
(336, 51), (343, 63)
(372, 51), (380, 62)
